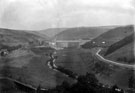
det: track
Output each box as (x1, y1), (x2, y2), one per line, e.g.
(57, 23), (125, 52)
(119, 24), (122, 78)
(95, 48), (135, 70)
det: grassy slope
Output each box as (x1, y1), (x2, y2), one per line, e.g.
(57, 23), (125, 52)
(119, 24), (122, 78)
(55, 48), (114, 76)
(105, 42), (134, 64)
(39, 28), (67, 38)
(55, 49), (93, 75)
(55, 48), (133, 89)
(54, 27), (112, 40)
(0, 47), (132, 90)
(105, 34), (134, 56)
(27, 31), (50, 41)
(0, 79), (27, 93)
(82, 25), (134, 48)
(0, 28), (75, 89)
(99, 33), (134, 64)
(0, 47), (75, 89)
(0, 28), (48, 46)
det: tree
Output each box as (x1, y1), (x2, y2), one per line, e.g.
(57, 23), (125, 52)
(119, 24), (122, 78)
(128, 76), (134, 88)
(70, 72), (98, 93)
(36, 85), (41, 93)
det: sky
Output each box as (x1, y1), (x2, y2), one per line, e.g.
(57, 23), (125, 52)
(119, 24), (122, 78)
(0, 0), (134, 30)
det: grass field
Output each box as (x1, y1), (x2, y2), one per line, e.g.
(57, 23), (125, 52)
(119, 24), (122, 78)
(0, 78), (27, 93)
(55, 48), (93, 75)
(55, 48), (134, 89)
(0, 47), (134, 90)
(0, 48), (75, 89)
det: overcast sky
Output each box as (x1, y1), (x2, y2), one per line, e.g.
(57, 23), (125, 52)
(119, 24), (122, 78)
(0, 0), (134, 30)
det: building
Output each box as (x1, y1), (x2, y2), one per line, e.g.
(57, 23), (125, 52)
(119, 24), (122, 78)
(68, 42), (80, 48)
(56, 42), (68, 48)
(49, 39), (91, 49)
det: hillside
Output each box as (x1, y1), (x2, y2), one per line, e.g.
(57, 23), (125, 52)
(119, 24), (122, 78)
(101, 33), (135, 64)
(27, 31), (50, 41)
(104, 34), (134, 56)
(82, 25), (134, 48)
(54, 26), (113, 40)
(105, 42), (134, 64)
(39, 28), (67, 38)
(0, 28), (49, 46)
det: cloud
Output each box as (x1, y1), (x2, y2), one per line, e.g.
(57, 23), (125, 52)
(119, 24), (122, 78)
(0, 0), (58, 29)
(0, 0), (134, 30)
(59, 10), (133, 27)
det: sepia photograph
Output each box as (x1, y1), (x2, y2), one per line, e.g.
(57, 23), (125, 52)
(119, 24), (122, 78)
(0, 0), (134, 93)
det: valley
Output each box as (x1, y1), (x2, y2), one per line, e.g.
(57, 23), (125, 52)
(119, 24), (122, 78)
(0, 25), (134, 92)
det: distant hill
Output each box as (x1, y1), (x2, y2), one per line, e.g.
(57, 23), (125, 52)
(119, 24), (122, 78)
(54, 26), (114, 40)
(27, 31), (50, 41)
(82, 25), (134, 48)
(38, 28), (67, 38)
(0, 28), (49, 46)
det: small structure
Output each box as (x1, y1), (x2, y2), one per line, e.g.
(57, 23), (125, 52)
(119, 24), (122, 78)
(93, 41), (96, 44)
(0, 49), (9, 56)
(102, 41), (106, 44)
(68, 42), (80, 48)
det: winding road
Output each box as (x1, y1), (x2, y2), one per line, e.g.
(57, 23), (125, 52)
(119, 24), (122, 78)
(95, 48), (135, 70)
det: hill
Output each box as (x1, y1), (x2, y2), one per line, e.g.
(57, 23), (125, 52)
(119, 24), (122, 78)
(54, 26), (114, 40)
(27, 31), (50, 41)
(38, 28), (67, 38)
(105, 42), (134, 64)
(82, 25), (134, 48)
(101, 33), (134, 64)
(0, 28), (49, 46)
(105, 34), (134, 56)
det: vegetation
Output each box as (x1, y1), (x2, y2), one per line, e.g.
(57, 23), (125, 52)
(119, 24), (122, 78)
(30, 47), (55, 55)
(0, 44), (22, 52)
(2, 72), (124, 93)
(56, 66), (78, 79)
(117, 57), (134, 64)
(128, 76), (135, 89)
